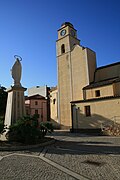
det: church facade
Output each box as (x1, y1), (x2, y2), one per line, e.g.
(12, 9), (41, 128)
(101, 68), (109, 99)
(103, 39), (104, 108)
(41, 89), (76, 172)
(56, 22), (120, 130)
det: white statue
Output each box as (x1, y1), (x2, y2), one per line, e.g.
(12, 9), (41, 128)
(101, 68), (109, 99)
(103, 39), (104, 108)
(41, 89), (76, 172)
(11, 56), (22, 86)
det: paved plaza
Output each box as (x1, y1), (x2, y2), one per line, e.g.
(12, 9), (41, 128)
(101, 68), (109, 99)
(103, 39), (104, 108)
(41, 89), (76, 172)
(0, 131), (120, 180)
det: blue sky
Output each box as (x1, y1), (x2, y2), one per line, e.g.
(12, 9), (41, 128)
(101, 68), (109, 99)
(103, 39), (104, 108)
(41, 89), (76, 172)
(0, 0), (120, 89)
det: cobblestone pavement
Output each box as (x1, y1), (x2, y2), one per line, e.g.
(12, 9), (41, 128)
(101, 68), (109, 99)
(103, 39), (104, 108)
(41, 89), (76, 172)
(0, 131), (120, 180)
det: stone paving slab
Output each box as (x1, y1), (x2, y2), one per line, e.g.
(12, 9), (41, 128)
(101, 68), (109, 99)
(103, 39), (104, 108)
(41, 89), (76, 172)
(45, 147), (120, 180)
(0, 151), (14, 156)
(0, 155), (76, 180)
(0, 132), (120, 180)
(0, 139), (55, 151)
(49, 131), (120, 145)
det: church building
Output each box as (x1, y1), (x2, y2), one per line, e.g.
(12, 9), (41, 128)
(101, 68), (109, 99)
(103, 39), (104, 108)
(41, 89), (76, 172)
(56, 22), (120, 131)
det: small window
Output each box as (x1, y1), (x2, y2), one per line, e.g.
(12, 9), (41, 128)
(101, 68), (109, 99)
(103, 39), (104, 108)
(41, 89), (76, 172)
(85, 106), (91, 117)
(53, 98), (56, 104)
(26, 110), (29, 115)
(61, 44), (65, 54)
(35, 109), (38, 114)
(35, 101), (38, 105)
(35, 109), (39, 118)
(95, 90), (100, 97)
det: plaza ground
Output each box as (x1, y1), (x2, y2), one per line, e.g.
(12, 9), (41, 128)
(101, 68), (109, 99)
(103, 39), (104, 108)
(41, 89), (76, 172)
(0, 131), (120, 180)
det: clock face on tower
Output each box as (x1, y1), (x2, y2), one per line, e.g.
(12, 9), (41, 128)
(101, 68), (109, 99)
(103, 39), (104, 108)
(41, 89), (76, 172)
(60, 29), (66, 36)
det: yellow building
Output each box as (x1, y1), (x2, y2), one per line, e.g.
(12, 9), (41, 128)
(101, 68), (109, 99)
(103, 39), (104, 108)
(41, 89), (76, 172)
(71, 62), (120, 133)
(56, 22), (96, 129)
(56, 22), (120, 131)
(50, 87), (59, 128)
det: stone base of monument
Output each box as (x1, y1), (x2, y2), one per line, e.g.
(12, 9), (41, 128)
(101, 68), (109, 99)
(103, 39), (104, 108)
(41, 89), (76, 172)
(4, 85), (27, 130)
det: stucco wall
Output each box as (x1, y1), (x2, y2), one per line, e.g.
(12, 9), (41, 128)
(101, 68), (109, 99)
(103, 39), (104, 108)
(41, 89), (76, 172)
(71, 46), (96, 101)
(25, 98), (47, 123)
(71, 45), (88, 101)
(114, 82), (120, 96)
(57, 52), (72, 128)
(50, 89), (58, 123)
(85, 84), (114, 99)
(72, 97), (120, 129)
(86, 48), (97, 83)
(57, 41), (96, 128)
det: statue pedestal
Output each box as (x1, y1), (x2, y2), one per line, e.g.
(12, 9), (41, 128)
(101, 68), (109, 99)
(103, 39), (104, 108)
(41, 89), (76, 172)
(4, 85), (27, 129)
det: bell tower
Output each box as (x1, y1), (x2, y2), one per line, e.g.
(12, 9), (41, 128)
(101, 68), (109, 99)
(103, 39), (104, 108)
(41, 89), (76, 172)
(56, 22), (80, 129)
(57, 22), (80, 56)
(56, 22), (97, 129)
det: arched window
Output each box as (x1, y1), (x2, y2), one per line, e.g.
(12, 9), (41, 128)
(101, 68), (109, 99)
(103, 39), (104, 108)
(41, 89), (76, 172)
(53, 98), (56, 104)
(61, 44), (65, 54)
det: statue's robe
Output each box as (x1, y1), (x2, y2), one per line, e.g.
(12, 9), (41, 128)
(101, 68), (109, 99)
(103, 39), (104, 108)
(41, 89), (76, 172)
(11, 58), (22, 86)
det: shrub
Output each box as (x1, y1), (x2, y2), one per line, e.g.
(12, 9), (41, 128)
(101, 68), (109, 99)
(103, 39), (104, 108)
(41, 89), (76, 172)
(6, 116), (54, 144)
(40, 122), (54, 136)
(7, 116), (42, 144)
(0, 116), (5, 134)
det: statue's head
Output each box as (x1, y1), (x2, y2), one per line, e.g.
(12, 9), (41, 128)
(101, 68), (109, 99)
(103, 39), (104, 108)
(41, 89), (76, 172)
(16, 58), (19, 62)
(14, 55), (22, 62)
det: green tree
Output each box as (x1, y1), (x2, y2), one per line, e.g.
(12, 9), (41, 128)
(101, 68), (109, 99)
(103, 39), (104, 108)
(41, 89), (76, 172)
(0, 86), (7, 117)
